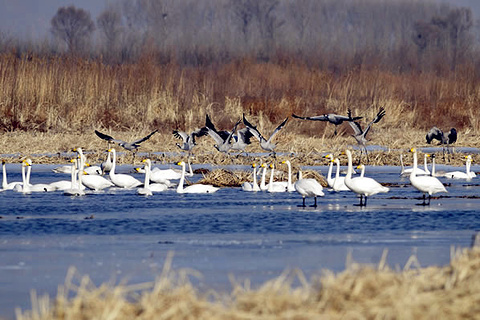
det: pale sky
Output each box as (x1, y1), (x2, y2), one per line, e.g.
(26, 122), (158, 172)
(0, 0), (479, 40)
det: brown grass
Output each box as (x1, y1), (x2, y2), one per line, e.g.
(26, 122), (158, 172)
(15, 246), (480, 320)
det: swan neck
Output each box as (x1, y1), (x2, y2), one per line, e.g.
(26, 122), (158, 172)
(2, 163), (6, 188)
(327, 160), (333, 179)
(410, 151), (418, 179)
(253, 167), (257, 185)
(144, 163), (151, 188)
(177, 163), (185, 192)
(110, 151), (116, 176)
(346, 151), (353, 180)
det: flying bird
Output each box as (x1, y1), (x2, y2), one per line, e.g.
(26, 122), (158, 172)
(243, 114), (288, 156)
(292, 109), (362, 135)
(94, 129), (157, 158)
(426, 127), (457, 160)
(172, 127), (208, 154)
(205, 114), (241, 153)
(347, 108), (385, 163)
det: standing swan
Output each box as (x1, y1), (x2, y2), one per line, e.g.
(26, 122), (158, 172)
(294, 171), (324, 207)
(409, 148), (447, 205)
(108, 148), (142, 188)
(344, 150), (389, 206)
(242, 163), (260, 192)
(176, 161), (218, 194)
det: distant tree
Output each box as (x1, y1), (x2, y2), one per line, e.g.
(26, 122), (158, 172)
(97, 6), (123, 62)
(50, 6), (95, 54)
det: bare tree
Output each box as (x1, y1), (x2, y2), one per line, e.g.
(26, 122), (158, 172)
(50, 6), (95, 54)
(97, 5), (124, 62)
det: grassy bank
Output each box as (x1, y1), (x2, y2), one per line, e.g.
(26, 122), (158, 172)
(15, 246), (480, 320)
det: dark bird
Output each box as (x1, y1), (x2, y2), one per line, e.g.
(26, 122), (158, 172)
(205, 114), (241, 153)
(292, 109), (362, 135)
(426, 127), (457, 161)
(172, 127), (208, 153)
(347, 108), (386, 163)
(243, 114), (288, 156)
(94, 129), (157, 159)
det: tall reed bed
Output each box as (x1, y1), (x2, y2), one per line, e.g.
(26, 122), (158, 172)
(1, 53), (480, 136)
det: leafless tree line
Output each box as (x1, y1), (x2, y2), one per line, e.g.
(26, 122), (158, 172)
(0, 0), (477, 74)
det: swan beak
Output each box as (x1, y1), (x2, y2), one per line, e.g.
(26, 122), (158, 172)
(410, 148), (416, 153)
(83, 171), (88, 175)
(281, 160), (286, 164)
(269, 164), (274, 168)
(252, 163), (256, 168)
(177, 161), (183, 166)
(142, 159), (147, 163)
(108, 148), (113, 152)
(426, 154), (431, 157)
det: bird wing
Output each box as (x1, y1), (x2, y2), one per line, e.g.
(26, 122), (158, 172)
(238, 128), (254, 144)
(243, 114), (264, 141)
(347, 120), (363, 136)
(347, 109), (363, 121)
(426, 127), (444, 144)
(190, 127), (209, 144)
(95, 130), (116, 142)
(266, 117), (288, 143)
(292, 114), (328, 121)
(363, 108), (385, 137)
(173, 130), (189, 142)
(447, 128), (457, 144)
(132, 130), (158, 145)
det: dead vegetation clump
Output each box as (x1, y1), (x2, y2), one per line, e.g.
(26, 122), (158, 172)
(15, 246), (480, 320)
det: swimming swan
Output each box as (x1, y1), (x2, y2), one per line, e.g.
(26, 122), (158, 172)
(108, 148), (142, 188)
(443, 155), (475, 180)
(23, 159), (56, 192)
(267, 163), (287, 193)
(138, 159), (168, 196)
(281, 160), (296, 192)
(400, 154), (429, 176)
(409, 148), (447, 205)
(2, 160), (22, 190)
(242, 163), (260, 192)
(332, 158), (349, 191)
(344, 150), (389, 206)
(64, 158), (86, 196)
(294, 171), (324, 207)
(176, 161), (218, 194)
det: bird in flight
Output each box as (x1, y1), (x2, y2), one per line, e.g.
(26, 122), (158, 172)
(347, 108), (385, 163)
(292, 109), (362, 135)
(172, 127), (208, 154)
(426, 127), (457, 161)
(205, 114), (241, 153)
(94, 129), (157, 159)
(243, 114), (288, 157)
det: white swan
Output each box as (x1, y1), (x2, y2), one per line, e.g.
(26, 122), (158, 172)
(14, 160), (31, 193)
(22, 159), (56, 192)
(281, 160), (296, 192)
(50, 159), (81, 191)
(80, 155), (114, 191)
(400, 154), (429, 176)
(409, 148), (447, 205)
(259, 163), (268, 191)
(101, 151), (113, 174)
(138, 159), (168, 196)
(294, 171), (324, 207)
(176, 161), (218, 193)
(344, 150), (389, 206)
(64, 158), (86, 196)
(324, 154), (335, 188)
(2, 160), (22, 190)
(267, 163), (287, 193)
(442, 155), (474, 180)
(429, 154), (447, 177)
(242, 163), (260, 192)
(332, 158), (349, 191)
(73, 147), (101, 175)
(108, 148), (142, 188)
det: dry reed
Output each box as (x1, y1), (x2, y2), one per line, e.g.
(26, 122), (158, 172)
(15, 246), (480, 320)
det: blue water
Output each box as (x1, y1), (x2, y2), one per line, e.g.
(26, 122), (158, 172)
(1, 162), (479, 319)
